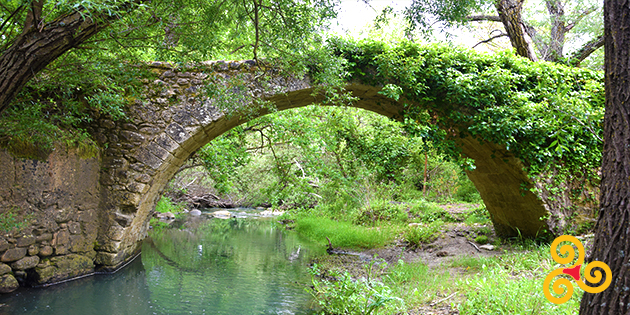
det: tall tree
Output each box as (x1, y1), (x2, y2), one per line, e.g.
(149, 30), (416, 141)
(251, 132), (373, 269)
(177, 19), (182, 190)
(405, 0), (603, 65)
(579, 0), (630, 313)
(0, 0), (337, 117)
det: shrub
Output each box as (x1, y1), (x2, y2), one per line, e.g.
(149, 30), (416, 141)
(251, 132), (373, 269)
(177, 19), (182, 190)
(307, 263), (403, 314)
(404, 220), (444, 247)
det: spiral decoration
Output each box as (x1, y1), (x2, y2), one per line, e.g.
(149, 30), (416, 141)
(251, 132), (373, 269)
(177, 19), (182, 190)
(543, 235), (612, 304)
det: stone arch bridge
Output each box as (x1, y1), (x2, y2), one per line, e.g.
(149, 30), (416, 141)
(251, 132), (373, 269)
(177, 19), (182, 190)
(91, 61), (551, 267)
(0, 60), (579, 288)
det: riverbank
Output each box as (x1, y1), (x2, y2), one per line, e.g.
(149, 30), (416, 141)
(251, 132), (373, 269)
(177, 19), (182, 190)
(284, 203), (587, 315)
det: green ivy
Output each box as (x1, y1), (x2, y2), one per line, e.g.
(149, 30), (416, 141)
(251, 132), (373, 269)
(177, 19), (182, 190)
(326, 39), (603, 192)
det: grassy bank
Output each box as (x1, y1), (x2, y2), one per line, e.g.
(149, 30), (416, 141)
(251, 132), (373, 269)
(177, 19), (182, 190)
(284, 200), (583, 314)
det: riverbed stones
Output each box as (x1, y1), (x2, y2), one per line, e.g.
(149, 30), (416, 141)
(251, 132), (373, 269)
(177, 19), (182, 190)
(11, 256), (40, 270)
(1, 247), (27, 262)
(212, 210), (232, 219)
(0, 274), (19, 293)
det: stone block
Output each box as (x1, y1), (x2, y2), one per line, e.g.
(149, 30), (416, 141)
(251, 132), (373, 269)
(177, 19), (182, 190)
(52, 230), (70, 246)
(11, 256), (40, 270)
(0, 263), (11, 275)
(146, 143), (171, 161)
(134, 174), (151, 183)
(36, 233), (53, 242)
(16, 236), (35, 247)
(38, 246), (53, 257)
(120, 130), (145, 143)
(54, 207), (77, 223)
(1, 247), (27, 262)
(70, 235), (93, 253)
(0, 239), (11, 252)
(34, 254), (94, 284)
(165, 123), (190, 144)
(77, 210), (96, 223)
(0, 274), (18, 293)
(155, 134), (179, 153)
(54, 244), (69, 255)
(28, 245), (39, 256)
(68, 221), (81, 234)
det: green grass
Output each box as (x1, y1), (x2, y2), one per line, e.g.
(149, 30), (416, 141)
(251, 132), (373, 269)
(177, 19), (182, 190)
(293, 215), (398, 249)
(385, 260), (454, 305)
(383, 243), (580, 314)
(155, 195), (186, 214)
(0, 207), (30, 233)
(404, 220), (444, 247)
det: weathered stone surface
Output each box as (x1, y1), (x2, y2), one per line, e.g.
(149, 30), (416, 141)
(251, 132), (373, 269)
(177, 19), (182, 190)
(36, 233), (53, 242)
(54, 207), (77, 223)
(0, 263), (11, 275)
(34, 254), (94, 284)
(134, 174), (151, 183)
(54, 245), (69, 256)
(16, 236), (36, 247)
(0, 274), (19, 293)
(1, 247), (27, 262)
(11, 256), (40, 270)
(0, 239), (11, 252)
(70, 235), (93, 253)
(39, 246), (53, 257)
(67, 221), (81, 235)
(28, 245), (39, 256)
(52, 230), (70, 246)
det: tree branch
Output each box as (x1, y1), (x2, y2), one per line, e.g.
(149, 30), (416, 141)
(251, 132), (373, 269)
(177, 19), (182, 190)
(472, 33), (509, 48)
(0, 0), (144, 116)
(565, 6), (598, 32)
(466, 15), (502, 22)
(569, 34), (604, 66)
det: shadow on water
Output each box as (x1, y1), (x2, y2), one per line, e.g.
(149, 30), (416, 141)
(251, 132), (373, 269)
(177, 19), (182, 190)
(0, 213), (323, 315)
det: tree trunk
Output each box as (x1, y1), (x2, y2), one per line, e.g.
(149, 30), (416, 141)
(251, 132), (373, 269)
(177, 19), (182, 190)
(494, 0), (538, 61)
(0, 1), (140, 116)
(545, 0), (566, 62)
(579, 0), (630, 313)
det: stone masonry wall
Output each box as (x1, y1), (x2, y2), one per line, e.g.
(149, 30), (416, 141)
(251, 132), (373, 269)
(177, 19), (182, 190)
(0, 147), (99, 293)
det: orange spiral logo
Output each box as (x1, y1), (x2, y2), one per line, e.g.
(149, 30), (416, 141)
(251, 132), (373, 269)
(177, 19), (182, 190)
(543, 235), (612, 304)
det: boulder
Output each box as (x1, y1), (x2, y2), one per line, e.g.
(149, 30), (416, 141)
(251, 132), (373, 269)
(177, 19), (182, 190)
(189, 210), (202, 216)
(0, 274), (19, 293)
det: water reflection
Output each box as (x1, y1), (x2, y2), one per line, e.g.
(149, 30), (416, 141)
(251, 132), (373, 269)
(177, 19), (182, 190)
(143, 217), (321, 314)
(0, 215), (321, 315)
(0, 257), (152, 315)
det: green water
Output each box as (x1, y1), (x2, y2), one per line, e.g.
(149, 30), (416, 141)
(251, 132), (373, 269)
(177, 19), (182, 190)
(0, 214), (323, 314)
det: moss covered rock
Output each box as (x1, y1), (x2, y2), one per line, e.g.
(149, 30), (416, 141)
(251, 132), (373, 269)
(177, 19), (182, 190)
(0, 274), (19, 293)
(34, 254), (94, 284)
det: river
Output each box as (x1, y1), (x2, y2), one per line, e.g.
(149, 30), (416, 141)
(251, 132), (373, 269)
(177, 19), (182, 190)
(0, 209), (323, 315)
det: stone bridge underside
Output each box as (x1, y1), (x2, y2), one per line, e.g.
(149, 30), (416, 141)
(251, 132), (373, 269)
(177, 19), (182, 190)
(93, 62), (549, 268)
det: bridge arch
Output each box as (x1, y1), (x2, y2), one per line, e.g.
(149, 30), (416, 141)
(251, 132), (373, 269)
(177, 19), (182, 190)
(93, 63), (548, 267)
